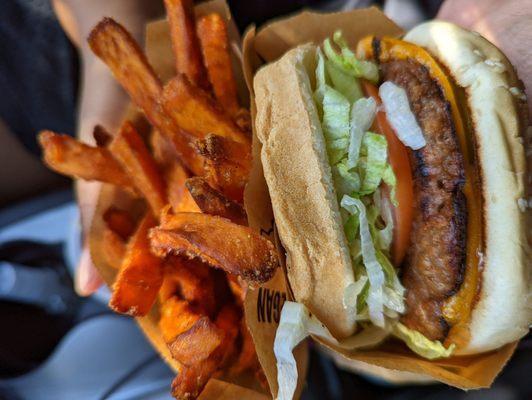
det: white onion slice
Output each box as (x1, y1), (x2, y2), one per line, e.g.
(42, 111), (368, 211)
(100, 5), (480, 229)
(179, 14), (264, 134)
(379, 81), (426, 150)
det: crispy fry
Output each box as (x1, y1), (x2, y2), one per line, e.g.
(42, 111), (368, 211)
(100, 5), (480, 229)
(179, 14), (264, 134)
(110, 213), (163, 316)
(230, 319), (260, 376)
(197, 13), (240, 118)
(151, 129), (178, 167)
(185, 177), (247, 225)
(234, 108), (251, 132)
(166, 163), (200, 213)
(164, 0), (208, 88)
(111, 121), (167, 216)
(38, 131), (134, 190)
(197, 134), (251, 203)
(168, 317), (224, 366)
(103, 207), (136, 240)
(93, 125), (112, 147)
(150, 212), (278, 283)
(88, 18), (204, 175)
(159, 296), (202, 342)
(171, 304), (240, 400)
(150, 130), (199, 213)
(162, 75), (250, 145)
(101, 228), (126, 269)
(159, 256), (217, 317)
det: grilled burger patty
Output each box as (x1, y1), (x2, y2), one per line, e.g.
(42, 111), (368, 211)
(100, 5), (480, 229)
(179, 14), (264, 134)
(380, 59), (467, 341)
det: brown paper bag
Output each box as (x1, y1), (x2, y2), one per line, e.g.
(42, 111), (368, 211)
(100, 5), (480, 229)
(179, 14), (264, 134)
(89, 0), (283, 398)
(241, 6), (519, 395)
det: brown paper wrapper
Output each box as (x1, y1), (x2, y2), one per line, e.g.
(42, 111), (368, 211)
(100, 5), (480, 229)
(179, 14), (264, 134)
(241, 6), (518, 393)
(89, 1), (278, 398)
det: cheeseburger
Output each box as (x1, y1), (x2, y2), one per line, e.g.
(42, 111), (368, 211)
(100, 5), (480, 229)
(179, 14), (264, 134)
(253, 21), (530, 358)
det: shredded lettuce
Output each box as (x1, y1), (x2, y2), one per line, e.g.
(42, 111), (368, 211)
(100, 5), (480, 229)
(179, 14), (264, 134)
(394, 323), (455, 359)
(326, 60), (363, 103)
(274, 301), (390, 400)
(323, 31), (379, 83)
(360, 132), (388, 194)
(321, 86), (350, 141)
(348, 97), (377, 169)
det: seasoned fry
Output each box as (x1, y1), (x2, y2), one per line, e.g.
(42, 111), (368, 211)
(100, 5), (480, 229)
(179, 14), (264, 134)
(164, 0), (208, 89)
(234, 108), (251, 132)
(168, 317), (224, 366)
(93, 125), (112, 147)
(150, 212), (278, 283)
(101, 228), (126, 269)
(103, 207), (136, 240)
(171, 304), (240, 399)
(159, 256), (217, 317)
(197, 134), (251, 202)
(110, 213), (163, 316)
(151, 129), (178, 167)
(88, 18), (204, 175)
(166, 163), (200, 213)
(38, 131), (134, 190)
(230, 319), (261, 376)
(162, 75), (250, 145)
(159, 296), (202, 342)
(197, 13), (240, 118)
(185, 177), (247, 225)
(111, 121), (167, 216)
(150, 130), (199, 213)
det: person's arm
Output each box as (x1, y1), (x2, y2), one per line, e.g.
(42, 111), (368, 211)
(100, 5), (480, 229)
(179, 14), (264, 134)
(53, 0), (162, 295)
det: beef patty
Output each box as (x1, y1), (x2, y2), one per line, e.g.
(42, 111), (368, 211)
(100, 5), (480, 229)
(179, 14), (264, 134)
(380, 58), (467, 341)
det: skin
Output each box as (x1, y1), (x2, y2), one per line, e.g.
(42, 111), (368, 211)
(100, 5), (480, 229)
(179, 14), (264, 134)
(53, 0), (531, 296)
(438, 0), (532, 117)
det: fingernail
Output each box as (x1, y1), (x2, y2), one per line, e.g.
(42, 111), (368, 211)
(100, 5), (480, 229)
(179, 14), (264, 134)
(75, 246), (103, 296)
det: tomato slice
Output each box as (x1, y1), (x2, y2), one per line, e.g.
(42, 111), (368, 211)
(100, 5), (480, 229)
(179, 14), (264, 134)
(361, 80), (414, 266)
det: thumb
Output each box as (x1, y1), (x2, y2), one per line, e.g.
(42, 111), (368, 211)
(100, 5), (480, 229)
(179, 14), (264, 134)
(75, 244), (104, 296)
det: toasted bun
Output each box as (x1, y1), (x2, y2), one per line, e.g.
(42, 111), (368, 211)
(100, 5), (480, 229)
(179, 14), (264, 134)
(254, 44), (357, 338)
(405, 21), (530, 355)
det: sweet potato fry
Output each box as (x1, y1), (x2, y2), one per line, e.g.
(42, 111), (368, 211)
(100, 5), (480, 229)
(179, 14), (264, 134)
(38, 131), (134, 190)
(196, 13), (240, 118)
(111, 121), (167, 216)
(168, 316), (224, 366)
(162, 75), (250, 145)
(93, 125), (112, 147)
(150, 212), (278, 283)
(171, 304), (240, 399)
(88, 18), (204, 175)
(159, 296), (202, 342)
(185, 177), (247, 225)
(103, 207), (136, 240)
(150, 130), (199, 213)
(229, 319), (260, 376)
(110, 213), (163, 316)
(159, 256), (217, 317)
(166, 163), (200, 213)
(197, 134), (251, 202)
(101, 228), (126, 269)
(164, 0), (208, 89)
(234, 108), (251, 132)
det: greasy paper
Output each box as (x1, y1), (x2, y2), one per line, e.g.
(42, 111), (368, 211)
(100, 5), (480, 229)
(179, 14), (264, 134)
(242, 6), (518, 392)
(89, 0), (270, 398)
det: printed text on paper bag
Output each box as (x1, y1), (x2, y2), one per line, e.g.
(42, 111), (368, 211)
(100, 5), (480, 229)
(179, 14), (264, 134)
(257, 287), (287, 323)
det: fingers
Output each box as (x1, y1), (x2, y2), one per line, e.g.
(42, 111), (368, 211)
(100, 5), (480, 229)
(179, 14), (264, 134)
(75, 245), (104, 296)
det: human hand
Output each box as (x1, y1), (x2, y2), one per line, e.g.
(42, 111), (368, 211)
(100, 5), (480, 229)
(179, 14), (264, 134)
(438, 0), (532, 117)
(53, 0), (162, 296)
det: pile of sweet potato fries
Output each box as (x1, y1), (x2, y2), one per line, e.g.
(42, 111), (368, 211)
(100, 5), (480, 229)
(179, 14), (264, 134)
(38, 0), (278, 398)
